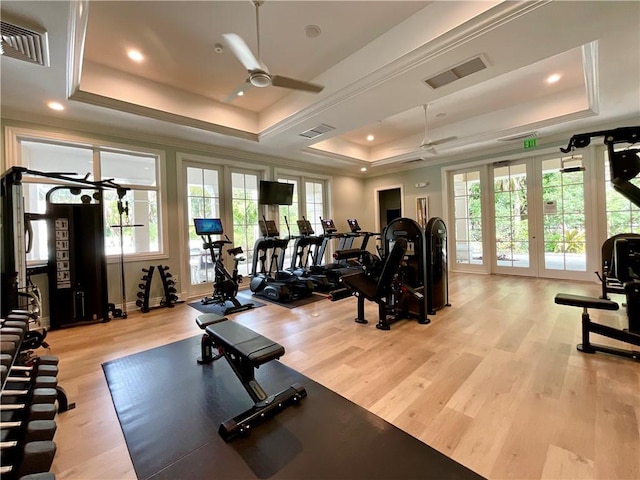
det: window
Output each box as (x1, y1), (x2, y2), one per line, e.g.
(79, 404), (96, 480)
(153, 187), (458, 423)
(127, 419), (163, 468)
(186, 166), (221, 285)
(277, 178), (299, 237)
(277, 178), (299, 268)
(231, 171), (259, 277)
(452, 170), (483, 265)
(604, 151), (640, 236)
(493, 163), (529, 268)
(305, 181), (325, 236)
(101, 151), (160, 255)
(541, 156), (586, 271)
(271, 174), (327, 267)
(17, 137), (162, 262)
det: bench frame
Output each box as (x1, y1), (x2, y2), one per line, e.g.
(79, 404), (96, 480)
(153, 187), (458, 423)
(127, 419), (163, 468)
(195, 314), (306, 440)
(555, 293), (640, 361)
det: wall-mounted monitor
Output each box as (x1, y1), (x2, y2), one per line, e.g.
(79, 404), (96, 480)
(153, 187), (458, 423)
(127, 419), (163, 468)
(194, 218), (223, 236)
(258, 181), (294, 205)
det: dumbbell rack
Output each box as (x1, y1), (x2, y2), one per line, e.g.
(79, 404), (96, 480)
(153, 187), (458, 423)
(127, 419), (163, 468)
(136, 265), (181, 313)
(1, 310), (75, 479)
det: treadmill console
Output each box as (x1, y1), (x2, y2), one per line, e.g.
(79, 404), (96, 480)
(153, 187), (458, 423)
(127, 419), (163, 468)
(297, 219), (314, 236)
(259, 220), (280, 238)
(321, 218), (338, 235)
(347, 218), (361, 233)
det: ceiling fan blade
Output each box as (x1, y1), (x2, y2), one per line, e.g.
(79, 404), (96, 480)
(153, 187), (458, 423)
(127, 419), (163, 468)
(222, 33), (262, 72)
(428, 135), (458, 146)
(271, 75), (324, 93)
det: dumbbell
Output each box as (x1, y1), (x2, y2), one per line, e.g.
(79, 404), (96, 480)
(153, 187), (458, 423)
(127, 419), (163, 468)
(0, 440), (57, 479)
(1, 419), (57, 443)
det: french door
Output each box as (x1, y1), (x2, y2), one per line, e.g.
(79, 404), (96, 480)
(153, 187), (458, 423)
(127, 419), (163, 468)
(492, 161), (535, 275)
(450, 153), (591, 280)
(182, 162), (262, 298)
(491, 154), (589, 279)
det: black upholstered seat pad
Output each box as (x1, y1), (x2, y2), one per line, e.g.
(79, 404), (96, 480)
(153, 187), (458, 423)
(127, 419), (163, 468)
(340, 272), (378, 300)
(554, 293), (619, 310)
(205, 321), (285, 365)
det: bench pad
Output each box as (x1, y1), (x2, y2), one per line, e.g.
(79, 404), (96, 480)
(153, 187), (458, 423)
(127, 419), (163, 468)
(205, 321), (284, 366)
(554, 293), (619, 311)
(196, 313), (227, 330)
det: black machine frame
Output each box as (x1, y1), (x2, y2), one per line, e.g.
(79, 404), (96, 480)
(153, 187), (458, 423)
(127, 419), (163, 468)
(194, 218), (253, 315)
(1, 166), (127, 328)
(555, 126), (640, 361)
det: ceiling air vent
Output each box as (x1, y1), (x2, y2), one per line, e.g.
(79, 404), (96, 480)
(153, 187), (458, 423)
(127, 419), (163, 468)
(299, 123), (335, 139)
(1, 20), (50, 66)
(498, 132), (538, 142)
(403, 158), (425, 164)
(423, 56), (487, 89)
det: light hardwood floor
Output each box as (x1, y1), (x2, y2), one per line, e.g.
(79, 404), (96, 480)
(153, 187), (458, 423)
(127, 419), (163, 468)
(44, 273), (639, 480)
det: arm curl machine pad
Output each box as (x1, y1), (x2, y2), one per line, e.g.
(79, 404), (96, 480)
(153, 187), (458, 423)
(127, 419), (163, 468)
(554, 293), (619, 310)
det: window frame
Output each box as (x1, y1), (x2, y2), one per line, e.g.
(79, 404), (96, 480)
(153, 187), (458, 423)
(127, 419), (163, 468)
(4, 126), (168, 264)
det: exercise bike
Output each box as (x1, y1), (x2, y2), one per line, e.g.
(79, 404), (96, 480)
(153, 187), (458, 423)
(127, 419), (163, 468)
(194, 218), (253, 315)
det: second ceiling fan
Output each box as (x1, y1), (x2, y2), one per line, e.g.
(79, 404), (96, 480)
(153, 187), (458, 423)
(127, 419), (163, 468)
(223, 0), (324, 94)
(414, 103), (457, 158)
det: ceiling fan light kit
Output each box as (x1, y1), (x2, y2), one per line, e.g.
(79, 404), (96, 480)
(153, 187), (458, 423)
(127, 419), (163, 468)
(249, 71), (271, 88)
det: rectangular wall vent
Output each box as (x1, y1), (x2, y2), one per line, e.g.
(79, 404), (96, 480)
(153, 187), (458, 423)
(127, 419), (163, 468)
(423, 55), (487, 89)
(1, 20), (49, 66)
(299, 123), (335, 139)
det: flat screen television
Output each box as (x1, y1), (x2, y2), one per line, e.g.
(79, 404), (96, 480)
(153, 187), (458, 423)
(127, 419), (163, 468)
(194, 218), (223, 236)
(258, 181), (294, 205)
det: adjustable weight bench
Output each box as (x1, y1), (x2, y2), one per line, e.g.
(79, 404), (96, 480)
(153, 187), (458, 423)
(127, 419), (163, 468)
(195, 315), (306, 440)
(554, 293), (640, 360)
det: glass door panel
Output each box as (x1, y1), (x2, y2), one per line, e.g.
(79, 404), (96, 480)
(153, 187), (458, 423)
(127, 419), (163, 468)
(493, 163), (531, 271)
(452, 171), (484, 268)
(231, 171), (259, 277)
(186, 166), (220, 287)
(540, 156), (586, 274)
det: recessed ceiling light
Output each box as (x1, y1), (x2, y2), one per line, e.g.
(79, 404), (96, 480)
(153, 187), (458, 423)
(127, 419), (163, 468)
(127, 49), (144, 62)
(47, 101), (64, 111)
(360, 167), (367, 172)
(546, 73), (561, 84)
(366, 134), (374, 141)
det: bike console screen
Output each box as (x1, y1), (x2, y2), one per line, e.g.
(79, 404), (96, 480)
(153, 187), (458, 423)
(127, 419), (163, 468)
(194, 218), (224, 236)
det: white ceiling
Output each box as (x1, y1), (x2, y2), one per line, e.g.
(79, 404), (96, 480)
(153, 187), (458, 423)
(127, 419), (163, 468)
(1, 1), (639, 175)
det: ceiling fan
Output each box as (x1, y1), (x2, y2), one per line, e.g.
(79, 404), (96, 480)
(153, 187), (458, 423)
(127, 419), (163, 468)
(413, 104), (457, 158)
(222, 1), (324, 94)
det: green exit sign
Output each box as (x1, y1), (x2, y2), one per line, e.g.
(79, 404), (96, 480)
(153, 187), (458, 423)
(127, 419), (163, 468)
(523, 138), (537, 149)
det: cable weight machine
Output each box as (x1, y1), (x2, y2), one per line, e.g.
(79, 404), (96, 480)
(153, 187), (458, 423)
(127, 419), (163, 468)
(1, 166), (127, 328)
(554, 126), (640, 360)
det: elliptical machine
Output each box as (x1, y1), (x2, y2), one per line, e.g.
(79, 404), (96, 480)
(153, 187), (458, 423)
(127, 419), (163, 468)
(284, 216), (330, 291)
(194, 218), (253, 315)
(249, 218), (314, 302)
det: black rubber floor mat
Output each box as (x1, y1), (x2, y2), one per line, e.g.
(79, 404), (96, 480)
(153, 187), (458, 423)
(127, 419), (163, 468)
(103, 335), (485, 480)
